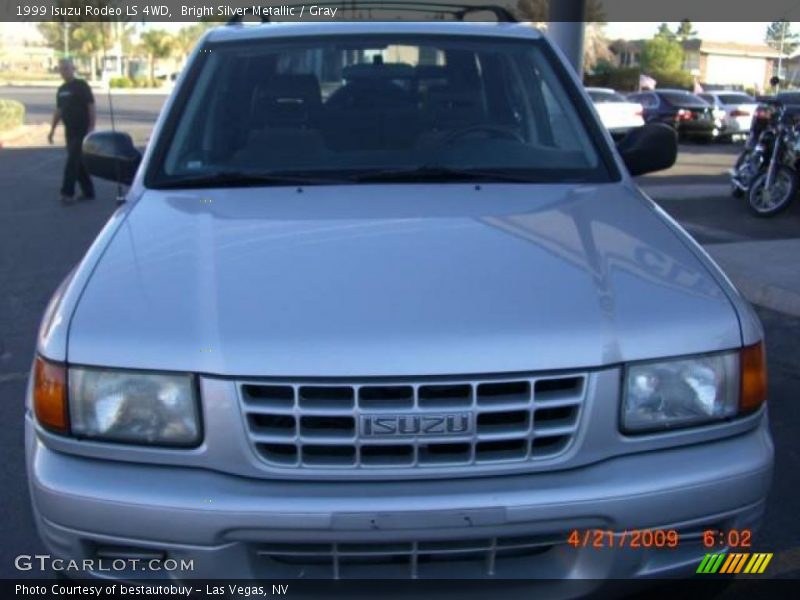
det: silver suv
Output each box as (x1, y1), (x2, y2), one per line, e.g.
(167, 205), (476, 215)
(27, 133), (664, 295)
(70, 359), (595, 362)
(27, 18), (772, 584)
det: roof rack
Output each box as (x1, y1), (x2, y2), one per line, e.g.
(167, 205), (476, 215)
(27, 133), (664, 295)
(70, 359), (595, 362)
(226, 2), (517, 25)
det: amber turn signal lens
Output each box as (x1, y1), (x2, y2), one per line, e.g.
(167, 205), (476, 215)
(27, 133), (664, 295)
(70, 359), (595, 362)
(33, 356), (69, 433)
(740, 342), (767, 414)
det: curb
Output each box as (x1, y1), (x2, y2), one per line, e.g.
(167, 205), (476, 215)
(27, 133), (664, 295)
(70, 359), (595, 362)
(1, 81), (172, 95)
(0, 123), (50, 149)
(0, 125), (26, 148)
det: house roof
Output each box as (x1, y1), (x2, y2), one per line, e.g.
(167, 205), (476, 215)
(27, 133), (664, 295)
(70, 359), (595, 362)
(682, 39), (783, 59)
(610, 38), (782, 59)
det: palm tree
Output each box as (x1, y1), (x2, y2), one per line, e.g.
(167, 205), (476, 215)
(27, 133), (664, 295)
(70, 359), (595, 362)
(172, 23), (213, 67)
(138, 29), (174, 84)
(71, 22), (113, 81)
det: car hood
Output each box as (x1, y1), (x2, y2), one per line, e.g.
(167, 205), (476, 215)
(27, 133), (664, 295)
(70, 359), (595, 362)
(68, 184), (740, 376)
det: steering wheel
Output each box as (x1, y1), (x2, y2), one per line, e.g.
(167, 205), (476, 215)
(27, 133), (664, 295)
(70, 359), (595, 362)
(439, 124), (526, 145)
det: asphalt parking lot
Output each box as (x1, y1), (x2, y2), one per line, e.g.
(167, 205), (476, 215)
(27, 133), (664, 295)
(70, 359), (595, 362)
(0, 87), (798, 586)
(641, 143), (800, 243)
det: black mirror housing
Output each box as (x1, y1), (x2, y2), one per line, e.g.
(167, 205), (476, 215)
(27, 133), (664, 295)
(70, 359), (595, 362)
(82, 131), (142, 186)
(617, 123), (678, 177)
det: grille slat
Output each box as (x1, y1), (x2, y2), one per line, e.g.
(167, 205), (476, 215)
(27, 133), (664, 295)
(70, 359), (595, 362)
(532, 424), (579, 437)
(256, 534), (563, 578)
(475, 430), (536, 442)
(240, 374), (586, 476)
(250, 433), (300, 444)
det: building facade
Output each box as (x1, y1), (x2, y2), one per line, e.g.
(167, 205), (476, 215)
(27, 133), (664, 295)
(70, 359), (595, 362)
(610, 38), (781, 92)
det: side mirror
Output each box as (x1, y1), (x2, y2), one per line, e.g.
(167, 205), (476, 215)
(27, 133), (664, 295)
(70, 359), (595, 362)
(82, 131), (141, 186)
(617, 123), (677, 177)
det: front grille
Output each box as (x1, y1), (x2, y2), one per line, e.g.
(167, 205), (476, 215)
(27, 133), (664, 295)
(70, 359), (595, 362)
(239, 373), (586, 476)
(255, 534), (564, 579)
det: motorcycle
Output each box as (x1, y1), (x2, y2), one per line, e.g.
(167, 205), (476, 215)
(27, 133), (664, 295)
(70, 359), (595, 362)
(730, 100), (800, 216)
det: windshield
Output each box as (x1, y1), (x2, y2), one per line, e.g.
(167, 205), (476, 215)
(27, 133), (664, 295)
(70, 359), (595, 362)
(588, 90), (627, 103)
(148, 34), (610, 187)
(660, 91), (708, 106)
(718, 93), (755, 104)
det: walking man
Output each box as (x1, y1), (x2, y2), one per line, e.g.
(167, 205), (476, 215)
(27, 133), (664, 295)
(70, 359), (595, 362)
(48, 58), (96, 204)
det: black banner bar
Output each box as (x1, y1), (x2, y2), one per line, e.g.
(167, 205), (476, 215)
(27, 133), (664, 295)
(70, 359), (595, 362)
(6, 0), (800, 23)
(4, 578), (800, 600)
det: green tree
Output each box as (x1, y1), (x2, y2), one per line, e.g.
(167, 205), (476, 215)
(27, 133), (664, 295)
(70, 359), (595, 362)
(641, 36), (684, 72)
(765, 20), (799, 55)
(138, 29), (175, 83)
(173, 23), (214, 65)
(655, 23), (676, 41)
(675, 19), (697, 41)
(72, 22), (114, 80)
(36, 0), (85, 56)
(37, 23), (66, 55)
(36, 2), (134, 79)
(112, 22), (137, 56)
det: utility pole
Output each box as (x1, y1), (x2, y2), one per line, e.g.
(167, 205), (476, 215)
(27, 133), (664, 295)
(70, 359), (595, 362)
(777, 22), (786, 91)
(548, 0), (586, 76)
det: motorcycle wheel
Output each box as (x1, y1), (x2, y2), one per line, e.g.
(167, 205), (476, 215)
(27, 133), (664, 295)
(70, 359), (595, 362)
(730, 152), (748, 197)
(748, 166), (798, 216)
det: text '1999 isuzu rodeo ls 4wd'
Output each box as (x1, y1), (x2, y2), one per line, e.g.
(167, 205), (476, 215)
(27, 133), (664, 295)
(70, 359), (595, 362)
(27, 10), (772, 588)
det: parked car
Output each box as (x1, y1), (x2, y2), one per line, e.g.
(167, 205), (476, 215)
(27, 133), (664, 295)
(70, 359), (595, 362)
(585, 87), (644, 139)
(773, 91), (800, 122)
(27, 17), (771, 584)
(699, 91), (758, 141)
(628, 89), (719, 142)
(775, 90), (800, 104)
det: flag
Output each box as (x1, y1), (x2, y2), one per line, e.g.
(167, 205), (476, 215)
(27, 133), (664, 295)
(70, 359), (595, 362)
(639, 74), (656, 90)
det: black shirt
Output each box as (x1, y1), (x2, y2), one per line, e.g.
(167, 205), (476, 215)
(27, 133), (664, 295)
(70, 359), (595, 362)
(56, 78), (94, 137)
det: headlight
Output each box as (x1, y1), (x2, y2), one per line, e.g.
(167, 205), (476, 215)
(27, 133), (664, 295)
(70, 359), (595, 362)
(622, 352), (740, 433)
(68, 367), (201, 446)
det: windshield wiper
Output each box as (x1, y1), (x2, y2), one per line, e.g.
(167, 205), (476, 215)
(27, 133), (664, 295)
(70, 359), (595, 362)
(156, 170), (340, 189)
(348, 165), (542, 184)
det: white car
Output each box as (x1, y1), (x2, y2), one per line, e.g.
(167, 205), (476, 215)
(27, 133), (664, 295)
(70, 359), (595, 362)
(699, 91), (759, 141)
(586, 87), (644, 138)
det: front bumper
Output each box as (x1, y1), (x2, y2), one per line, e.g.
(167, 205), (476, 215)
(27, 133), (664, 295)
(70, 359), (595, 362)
(26, 412), (773, 583)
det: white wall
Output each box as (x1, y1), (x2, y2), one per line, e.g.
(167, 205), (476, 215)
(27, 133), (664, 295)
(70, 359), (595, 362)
(704, 54), (768, 88)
